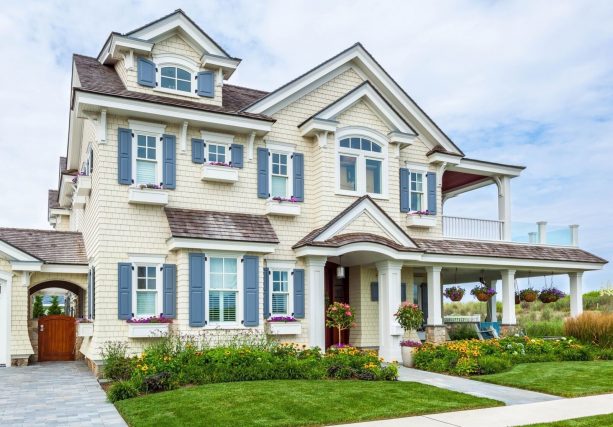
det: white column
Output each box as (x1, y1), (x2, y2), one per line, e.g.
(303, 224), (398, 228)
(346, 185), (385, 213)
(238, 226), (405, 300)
(569, 225), (579, 247)
(537, 221), (547, 244)
(305, 256), (327, 351)
(497, 176), (512, 241)
(501, 270), (517, 325)
(486, 279), (498, 322)
(569, 272), (584, 317)
(426, 266), (443, 325)
(376, 260), (403, 362)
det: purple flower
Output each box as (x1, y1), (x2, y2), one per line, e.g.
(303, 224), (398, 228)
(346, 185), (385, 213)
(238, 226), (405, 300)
(409, 210), (432, 216)
(268, 316), (297, 322)
(126, 314), (173, 324)
(208, 161), (232, 167)
(272, 196), (298, 203)
(400, 340), (422, 348)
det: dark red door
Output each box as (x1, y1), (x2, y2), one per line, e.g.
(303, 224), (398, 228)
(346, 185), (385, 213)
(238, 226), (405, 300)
(38, 315), (75, 362)
(324, 262), (350, 348)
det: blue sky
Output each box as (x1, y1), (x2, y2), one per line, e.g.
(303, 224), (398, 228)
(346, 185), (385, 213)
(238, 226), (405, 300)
(0, 0), (611, 292)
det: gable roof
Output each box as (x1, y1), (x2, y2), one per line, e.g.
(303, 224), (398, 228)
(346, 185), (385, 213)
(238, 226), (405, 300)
(0, 228), (87, 265)
(243, 42), (464, 156)
(165, 207), (279, 243)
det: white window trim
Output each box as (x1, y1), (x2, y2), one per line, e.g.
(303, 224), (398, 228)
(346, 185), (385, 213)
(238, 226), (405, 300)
(268, 148), (293, 200)
(335, 130), (388, 199)
(205, 252), (244, 327)
(266, 260), (296, 319)
(404, 162), (430, 212)
(153, 54), (200, 98)
(201, 131), (234, 164)
(128, 119), (166, 187)
(131, 262), (163, 319)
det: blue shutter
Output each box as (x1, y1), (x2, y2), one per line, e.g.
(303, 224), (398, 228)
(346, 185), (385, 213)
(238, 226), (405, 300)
(87, 269), (92, 319)
(162, 264), (177, 318)
(197, 71), (214, 97)
(263, 267), (270, 319)
(162, 134), (176, 189)
(137, 57), (156, 87)
(91, 267), (96, 319)
(192, 138), (205, 164)
(257, 147), (269, 198)
(293, 269), (305, 318)
(189, 253), (205, 327)
(118, 263), (132, 320)
(370, 282), (379, 302)
(230, 144), (243, 168)
(401, 282), (407, 303)
(243, 256), (259, 326)
(420, 283), (428, 323)
(117, 128), (132, 185)
(427, 172), (437, 214)
(400, 168), (410, 212)
(292, 152), (304, 202)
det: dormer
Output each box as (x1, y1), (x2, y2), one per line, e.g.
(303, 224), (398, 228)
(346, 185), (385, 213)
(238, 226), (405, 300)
(97, 9), (241, 106)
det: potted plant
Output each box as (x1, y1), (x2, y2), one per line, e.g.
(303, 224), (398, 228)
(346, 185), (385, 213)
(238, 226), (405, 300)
(443, 286), (465, 302)
(520, 287), (539, 302)
(538, 288), (566, 304)
(326, 302), (356, 347)
(76, 318), (94, 337)
(399, 340), (422, 367)
(471, 285), (496, 302)
(394, 302), (424, 367)
(266, 315), (301, 335)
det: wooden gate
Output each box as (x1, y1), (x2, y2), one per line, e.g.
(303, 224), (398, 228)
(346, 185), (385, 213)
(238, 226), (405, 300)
(38, 315), (76, 362)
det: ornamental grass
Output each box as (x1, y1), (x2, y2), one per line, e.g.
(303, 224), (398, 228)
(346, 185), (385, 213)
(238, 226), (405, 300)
(565, 311), (613, 348)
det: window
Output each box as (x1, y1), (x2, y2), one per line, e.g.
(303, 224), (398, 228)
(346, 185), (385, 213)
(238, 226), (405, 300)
(209, 257), (238, 323)
(135, 266), (159, 317)
(160, 66), (192, 93)
(208, 143), (227, 163)
(82, 145), (94, 176)
(135, 134), (158, 185)
(271, 270), (290, 315)
(410, 172), (424, 211)
(337, 135), (386, 196)
(271, 152), (289, 197)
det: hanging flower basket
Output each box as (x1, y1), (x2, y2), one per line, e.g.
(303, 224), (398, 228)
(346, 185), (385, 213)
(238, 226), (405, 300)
(471, 285), (496, 302)
(520, 288), (539, 303)
(538, 288), (565, 304)
(515, 293), (521, 305)
(443, 286), (465, 302)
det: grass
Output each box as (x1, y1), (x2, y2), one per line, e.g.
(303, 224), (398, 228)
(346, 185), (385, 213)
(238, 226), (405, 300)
(526, 413), (613, 426)
(475, 361), (613, 397)
(115, 380), (502, 427)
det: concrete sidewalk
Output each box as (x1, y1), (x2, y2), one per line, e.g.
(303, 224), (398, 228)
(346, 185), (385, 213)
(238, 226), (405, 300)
(337, 393), (613, 427)
(397, 366), (560, 405)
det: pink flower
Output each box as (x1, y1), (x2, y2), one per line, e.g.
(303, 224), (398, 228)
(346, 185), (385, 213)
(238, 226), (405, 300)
(331, 307), (337, 311)
(345, 311), (351, 316)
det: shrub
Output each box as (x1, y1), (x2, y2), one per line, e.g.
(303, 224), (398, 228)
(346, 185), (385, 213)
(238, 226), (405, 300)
(521, 320), (564, 337)
(142, 372), (176, 393)
(32, 295), (45, 318)
(102, 341), (133, 381)
(448, 324), (479, 341)
(46, 295), (63, 315)
(477, 355), (512, 374)
(565, 312), (613, 348)
(394, 302), (423, 331)
(108, 381), (138, 402)
(326, 302), (356, 346)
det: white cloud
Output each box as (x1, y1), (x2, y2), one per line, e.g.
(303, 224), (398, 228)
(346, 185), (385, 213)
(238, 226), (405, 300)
(0, 0), (611, 289)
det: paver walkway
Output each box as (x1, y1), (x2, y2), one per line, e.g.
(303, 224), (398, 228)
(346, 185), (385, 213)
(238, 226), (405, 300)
(337, 393), (613, 427)
(397, 366), (561, 405)
(0, 361), (126, 427)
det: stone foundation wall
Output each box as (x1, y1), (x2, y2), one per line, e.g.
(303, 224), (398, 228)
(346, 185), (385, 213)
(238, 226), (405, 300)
(425, 325), (448, 343)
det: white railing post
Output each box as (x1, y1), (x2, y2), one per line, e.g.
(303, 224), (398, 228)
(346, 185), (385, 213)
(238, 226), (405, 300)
(528, 232), (537, 244)
(537, 221), (547, 244)
(569, 224), (579, 247)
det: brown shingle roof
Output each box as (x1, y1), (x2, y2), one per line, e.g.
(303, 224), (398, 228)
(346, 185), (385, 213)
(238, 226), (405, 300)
(165, 208), (279, 243)
(0, 228), (87, 265)
(222, 84), (269, 111)
(48, 190), (59, 210)
(426, 144), (462, 157)
(294, 232), (421, 252)
(414, 239), (607, 264)
(72, 54), (273, 121)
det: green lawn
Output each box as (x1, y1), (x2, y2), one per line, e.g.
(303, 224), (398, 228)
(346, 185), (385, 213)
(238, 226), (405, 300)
(475, 361), (613, 397)
(115, 380), (502, 427)
(526, 413), (613, 426)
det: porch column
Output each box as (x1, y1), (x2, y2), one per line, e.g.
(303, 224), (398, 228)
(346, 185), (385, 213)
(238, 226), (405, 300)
(305, 256), (327, 351)
(569, 272), (584, 317)
(501, 270), (517, 329)
(426, 266), (445, 343)
(486, 279), (498, 322)
(497, 175), (512, 241)
(375, 260), (403, 362)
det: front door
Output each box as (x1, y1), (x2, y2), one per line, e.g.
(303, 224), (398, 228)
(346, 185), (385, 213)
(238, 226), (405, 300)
(38, 315), (75, 362)
(324, 262), (350, 348)
(0, 278), (8, 366)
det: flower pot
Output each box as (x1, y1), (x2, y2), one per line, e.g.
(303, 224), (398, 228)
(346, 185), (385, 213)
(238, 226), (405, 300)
(475, 291), (492, 302)
(522, 292), (538, 302)
(450, 294), (463, 302)
(539, 294), (558, 304)
(401, 346), (417, 368)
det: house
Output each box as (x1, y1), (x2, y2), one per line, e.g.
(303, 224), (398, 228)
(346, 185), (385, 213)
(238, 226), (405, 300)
(0, 10), (607, 369)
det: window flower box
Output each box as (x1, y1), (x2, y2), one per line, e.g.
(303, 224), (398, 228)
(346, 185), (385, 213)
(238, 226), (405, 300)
(266, 317), (302, 335)
(128, 323), (170, 338)
(201, 163), (239, 183)
(128, 186), (168, 206)
(74, 175), (92, 197)
(406, 212), (436, 228)
(76, 322), (94, 337)
(266, 199), (301, 217)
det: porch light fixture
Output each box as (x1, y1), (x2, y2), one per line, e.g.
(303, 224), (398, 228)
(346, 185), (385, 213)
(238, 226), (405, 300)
(336, 256), (346, 279)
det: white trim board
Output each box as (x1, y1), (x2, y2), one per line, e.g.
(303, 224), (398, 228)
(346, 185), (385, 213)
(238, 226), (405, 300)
(167, 237), (277, 254)
(0, 270), (13, 366)
(0, 241), (40, 262)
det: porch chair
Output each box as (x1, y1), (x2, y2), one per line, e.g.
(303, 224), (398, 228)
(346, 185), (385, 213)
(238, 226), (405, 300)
(475, 322), (500, 340)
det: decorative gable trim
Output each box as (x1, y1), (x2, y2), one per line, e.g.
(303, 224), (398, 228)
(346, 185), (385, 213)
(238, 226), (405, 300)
(0, 240), (41, 263)
(98, 34), (154, 65)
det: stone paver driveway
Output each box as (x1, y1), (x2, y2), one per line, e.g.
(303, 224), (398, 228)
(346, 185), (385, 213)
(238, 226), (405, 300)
(0, 362), (126, 427)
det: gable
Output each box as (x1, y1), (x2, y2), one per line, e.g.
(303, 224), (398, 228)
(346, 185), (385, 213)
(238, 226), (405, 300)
(334, 211), (398, 243)
(152, 34), (201, 64)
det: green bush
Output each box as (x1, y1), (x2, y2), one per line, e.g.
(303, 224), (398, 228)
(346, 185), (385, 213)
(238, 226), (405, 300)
(102, 341), (133, 381)
(108, 381), (138, 402)
(448, 324), (479, 341)
(477, 355), (512, 374)
(521, 320), (565, 337)
(32, 295), (45, 318)
(46, 295), (63, 315)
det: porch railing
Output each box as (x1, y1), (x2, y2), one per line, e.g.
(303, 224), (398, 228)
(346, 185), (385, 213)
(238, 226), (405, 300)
(442, 216), (504, 241)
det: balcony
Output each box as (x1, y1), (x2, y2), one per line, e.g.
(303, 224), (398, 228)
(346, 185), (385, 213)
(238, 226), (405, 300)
(442, 216), (578, 246)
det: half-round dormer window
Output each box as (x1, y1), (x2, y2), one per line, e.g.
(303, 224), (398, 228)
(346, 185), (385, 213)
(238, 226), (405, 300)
(337, 132), (387, 197)
(339, 137), (382, 153)
(160, 66), (192, 92)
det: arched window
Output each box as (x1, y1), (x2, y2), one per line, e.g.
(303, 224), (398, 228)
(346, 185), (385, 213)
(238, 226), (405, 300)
(337, 134), (387, 196)
(160, 66), (192, 92)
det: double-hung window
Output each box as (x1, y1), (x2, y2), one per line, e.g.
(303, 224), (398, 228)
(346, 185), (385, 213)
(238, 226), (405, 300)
(410, 171), (425, 211)
(270, 152), (289, 198)
(135, 134), (158, 185)
(337, 135), (386, 197)
(208, 143), (227, 164)
(160, 66), (192, 93)
(134, 265), (161, 318)
(271, 270), (290, 315)
(208, 257), (239, 323)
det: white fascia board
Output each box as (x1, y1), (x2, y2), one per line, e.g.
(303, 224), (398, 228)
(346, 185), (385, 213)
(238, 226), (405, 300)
(419, 253), (605, 271)
(128, 254), (168, 264)
(168, 237), (277, 254)
(74, 91), (273, 134)
(0, 241), (40, 262)
(299, 118), (338, 137)
(388, 131), (418, 146)
(449, 158), (524, 177)
(58, 175), (75, 208)
(294, 242), (423, 261)
(67, 109), (84, 171)
(201, 130), (235, 144)
(201, 53), (241, 78)
(40, 264), (89, 274)
(10, 261), (43, 272)
(427, 152), (462, 165)
(265, 259), (297, 270)
(49, 208), (70, 217)
(443, 178), (495, 199)
(129, 13), (227, 57)
(112, 35), (153, 54)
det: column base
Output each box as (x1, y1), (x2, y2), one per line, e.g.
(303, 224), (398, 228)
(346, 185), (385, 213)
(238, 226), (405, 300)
(425, 325), (448, 343)
(500, 324), (521, 337)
